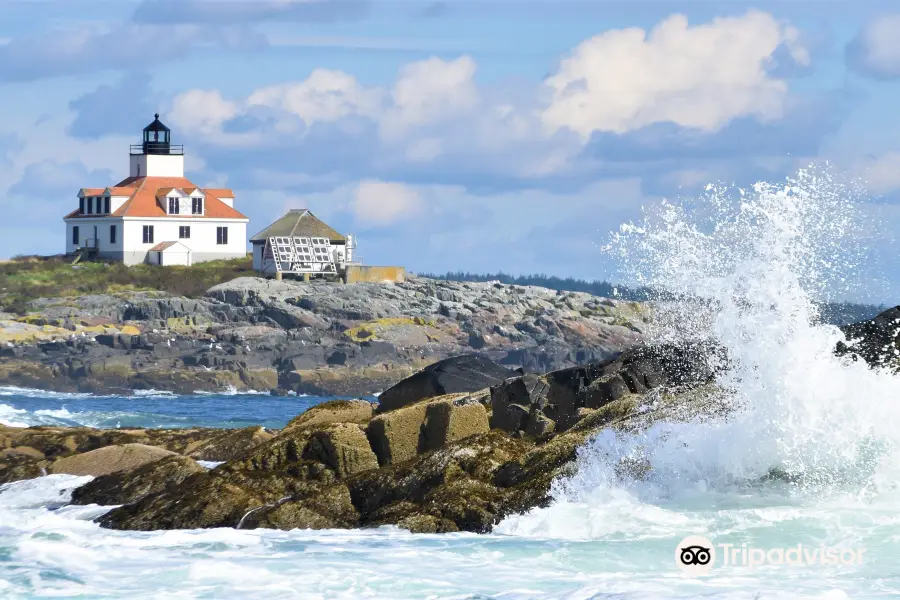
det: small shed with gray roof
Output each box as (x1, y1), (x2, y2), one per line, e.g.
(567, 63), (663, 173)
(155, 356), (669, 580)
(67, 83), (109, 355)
(250, 209), (356, 277)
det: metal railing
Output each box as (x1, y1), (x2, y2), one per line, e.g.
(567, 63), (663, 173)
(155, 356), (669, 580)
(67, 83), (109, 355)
(129, 144), (184, 156)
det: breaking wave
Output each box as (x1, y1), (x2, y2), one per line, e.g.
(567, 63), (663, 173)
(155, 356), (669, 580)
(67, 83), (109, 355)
(499, 168), (900, 540)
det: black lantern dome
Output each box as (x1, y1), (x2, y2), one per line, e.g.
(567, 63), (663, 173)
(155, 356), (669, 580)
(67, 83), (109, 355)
(142, 113), (170, 154)
(131, 113), (183, 156)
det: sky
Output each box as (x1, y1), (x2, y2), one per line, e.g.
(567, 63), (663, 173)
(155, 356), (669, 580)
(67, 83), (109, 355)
(3, 0), (900, 302)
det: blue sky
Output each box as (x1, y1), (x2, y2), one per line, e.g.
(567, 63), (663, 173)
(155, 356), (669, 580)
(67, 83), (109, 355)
(3, 0), (900, 302)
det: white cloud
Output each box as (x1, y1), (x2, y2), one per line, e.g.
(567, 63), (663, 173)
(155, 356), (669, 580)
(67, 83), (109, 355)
(170, 89), (239, 136)
(380, 56), (480, 139)
(350, 180), (423, 226)
(247, 69), (382, 125)
(847, 14), (900, 78)
(541, 11), (805, 138)
(158, 11), (811, 181)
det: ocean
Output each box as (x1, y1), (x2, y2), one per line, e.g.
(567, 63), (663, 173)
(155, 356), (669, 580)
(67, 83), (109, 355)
(2, 170), (900, 598)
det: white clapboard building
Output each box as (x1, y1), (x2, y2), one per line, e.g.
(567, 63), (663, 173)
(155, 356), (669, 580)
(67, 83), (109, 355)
(63, 114), (249, 266)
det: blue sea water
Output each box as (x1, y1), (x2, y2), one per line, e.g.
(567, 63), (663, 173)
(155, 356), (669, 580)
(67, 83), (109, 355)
(0, 386), (363, 430)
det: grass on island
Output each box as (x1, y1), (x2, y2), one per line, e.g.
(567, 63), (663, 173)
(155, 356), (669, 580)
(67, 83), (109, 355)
(0, 255), (254, 314)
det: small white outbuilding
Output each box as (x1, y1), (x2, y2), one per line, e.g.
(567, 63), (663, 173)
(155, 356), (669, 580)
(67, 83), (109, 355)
(148, 241), (192, 266)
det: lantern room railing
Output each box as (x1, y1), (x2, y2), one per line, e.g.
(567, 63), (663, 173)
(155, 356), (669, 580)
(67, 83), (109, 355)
(130, 143), (184, 156)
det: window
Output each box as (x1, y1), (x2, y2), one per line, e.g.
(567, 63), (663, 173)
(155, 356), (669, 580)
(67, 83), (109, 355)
(143, 225), (154, 244)
(216, 226), (228, 245)
(72, 226), (80, 246)
(86, 197), (93, 215)
(192, 197), (203, 215)
(136, 164), (141, 177)
(104, 197), (110, 214)
(79, 198), (85, 214)
(110, 225), (117, 244)
(168, 197), (180, 215)
(179, 226), (191, 239)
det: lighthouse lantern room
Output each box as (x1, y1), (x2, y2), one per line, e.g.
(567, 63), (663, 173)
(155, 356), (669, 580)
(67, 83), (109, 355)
(128, 113), (185, 178)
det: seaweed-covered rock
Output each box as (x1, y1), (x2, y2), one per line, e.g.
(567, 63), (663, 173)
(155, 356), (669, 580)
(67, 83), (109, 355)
(70, 455), (205, 505)
(422, 395), (490, 451)
(302, 423), (379, 478)
(366, 402), (430, 466)
(284, 399), (374, 432)
(0, 449), (47, 484)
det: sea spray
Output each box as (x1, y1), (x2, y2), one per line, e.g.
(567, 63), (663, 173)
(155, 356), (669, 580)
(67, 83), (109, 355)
(498, 168), (900, 538)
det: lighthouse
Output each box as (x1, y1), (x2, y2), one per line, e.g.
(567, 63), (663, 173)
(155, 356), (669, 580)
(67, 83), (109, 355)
(64, 114), (249, 266)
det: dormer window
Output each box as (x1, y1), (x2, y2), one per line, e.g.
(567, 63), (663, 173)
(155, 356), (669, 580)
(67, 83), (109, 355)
(80, 197), (86, 214)
(104, 196), (110, 214)
(192, 197), (203, 215)
(168, 197), (180, 215)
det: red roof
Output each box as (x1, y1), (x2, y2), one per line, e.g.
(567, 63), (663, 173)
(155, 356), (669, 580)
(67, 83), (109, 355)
(204, 188), (235, 197)
(65, 177), (247, 220)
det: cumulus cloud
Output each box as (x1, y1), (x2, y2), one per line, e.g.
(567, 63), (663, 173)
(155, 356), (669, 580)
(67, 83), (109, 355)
(350, 180), (423, 226)
(380, 56), (480, 138)
(146, 11), (847, 200)
(170, 89), (241, 136)
(246, 69), (382, 125)
(541, 11), (809, 138)
(847, 14), (900, 78)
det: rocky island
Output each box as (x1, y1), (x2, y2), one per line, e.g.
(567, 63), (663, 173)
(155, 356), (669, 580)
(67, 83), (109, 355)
(0, 274), (646, 396)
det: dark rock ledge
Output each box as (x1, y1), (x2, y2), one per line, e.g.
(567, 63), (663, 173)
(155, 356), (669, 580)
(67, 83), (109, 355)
(1, 343), (721, 534)
(1, 304), (893, 533)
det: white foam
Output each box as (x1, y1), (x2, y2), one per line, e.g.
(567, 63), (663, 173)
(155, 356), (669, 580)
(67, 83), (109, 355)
(500, 168), (900, 541)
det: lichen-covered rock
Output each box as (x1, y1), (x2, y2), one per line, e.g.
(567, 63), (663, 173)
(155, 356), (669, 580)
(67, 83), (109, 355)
(70, 455), (205, 506)
(182, 426), (275, 462)
(365, 402), (430, 466)
(284, 399), (374, 432)
(302, 423), (379, 478)
(422, 396), (490, 451)
(48, 443), (177, 477)
(240, 483), (359, 530)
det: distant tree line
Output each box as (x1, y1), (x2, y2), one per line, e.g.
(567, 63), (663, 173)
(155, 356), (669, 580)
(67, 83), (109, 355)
(420, 271), (889, 326)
